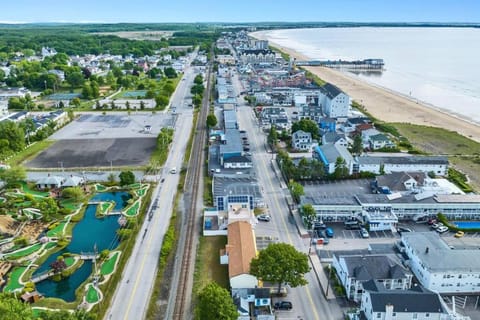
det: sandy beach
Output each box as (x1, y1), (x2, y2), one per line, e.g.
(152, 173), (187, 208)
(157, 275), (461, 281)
(252, 31), (480, 143)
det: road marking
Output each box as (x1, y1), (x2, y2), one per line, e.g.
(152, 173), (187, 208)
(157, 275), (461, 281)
(241, 107), (320, 320)
(122, 191), (162, 320)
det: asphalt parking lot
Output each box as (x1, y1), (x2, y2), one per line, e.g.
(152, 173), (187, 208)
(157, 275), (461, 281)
(51, 112), (173, 140)
(26, 137), (157, 168)
(26, 113), (172, 168)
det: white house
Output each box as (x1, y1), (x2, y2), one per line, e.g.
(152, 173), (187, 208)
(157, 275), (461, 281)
(369, 133), (395, 150)
(220, 221), (258, 289)
(357, 156), (449, 176)
(36, 175), (64, 189)
(332, 254), (411, 302)
(359, 280), (453, 320)
(319, 83), (350, 118)
(402, 232), (480, 294)
(291, 130), (315, 151)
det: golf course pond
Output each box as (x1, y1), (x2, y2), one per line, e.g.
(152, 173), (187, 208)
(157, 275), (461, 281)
(33, 191), (131, 302)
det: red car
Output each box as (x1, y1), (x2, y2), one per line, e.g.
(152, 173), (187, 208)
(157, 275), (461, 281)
(427, 218), (437, 225)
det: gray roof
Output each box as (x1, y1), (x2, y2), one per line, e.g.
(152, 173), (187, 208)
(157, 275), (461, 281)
(339, 255), (408, 281)
(321, 83), (343, 99)
(219, 129), (243, 155)
(357, 155), (448, 165)
(364, 280), (445, 313)
(224, 110), (237, 127)
(213, 174), (262, 198)
(223, 155), (251, 164)
(375, 172), (426, 192)
(317, 144), (353, 164)
(402, 232), (480, 272)
(322, 132), (345, 144)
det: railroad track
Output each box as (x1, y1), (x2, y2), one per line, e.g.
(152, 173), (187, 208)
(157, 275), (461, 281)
(172, 57), (212, 320)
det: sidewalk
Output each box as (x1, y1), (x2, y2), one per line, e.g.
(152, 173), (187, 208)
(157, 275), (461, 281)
(309, 252), (336, 300)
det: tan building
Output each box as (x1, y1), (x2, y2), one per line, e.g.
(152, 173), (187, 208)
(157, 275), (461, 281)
(220, 221), (258, 289)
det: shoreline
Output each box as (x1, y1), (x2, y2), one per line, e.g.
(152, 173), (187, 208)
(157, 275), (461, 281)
(252, 30), (480, 143)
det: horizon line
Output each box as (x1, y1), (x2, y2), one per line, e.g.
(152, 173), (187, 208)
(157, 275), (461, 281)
(0, 20), (479, 25)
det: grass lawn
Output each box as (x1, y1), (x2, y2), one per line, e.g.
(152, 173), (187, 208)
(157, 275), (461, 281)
(193, 236), (229, 293)
(86, 284), (100, 304)
(64, 257), (75, 268)
(135, 187), (148, 197)
(5, 243), (43, 259)
(20, 182), (49, 198)
(95, 184), (107, 191)
(128, 183), (142, 189)
(393, 123), (480, 155)
(6, 140), (55, 167)
(393, 123), (480, 190)
(124, 200), (140, 217)
(97, 202), (112, 215)
(100, 251), (120, 276)
(3, 267), (27, 292)
(59, 199), (80, 211)
(45, 242), (57, 250)
(47, 222), (67, 237)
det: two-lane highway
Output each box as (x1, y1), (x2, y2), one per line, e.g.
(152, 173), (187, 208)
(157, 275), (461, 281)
(105, 55), (198, 320)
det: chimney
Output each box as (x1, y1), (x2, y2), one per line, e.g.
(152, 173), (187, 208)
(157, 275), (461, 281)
(425, 247), (429, 254)
(385, 303), (394, 320)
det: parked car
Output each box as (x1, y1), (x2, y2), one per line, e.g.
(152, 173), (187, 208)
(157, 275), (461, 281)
(454, 231), (465, 238)
(325, 227), (334, 238)
(431, 223), (443, 230)
(397, 227), (413, 235)
(274, 301), (292, 310)
(257, 214), (271, 222)
(437, 226), (449, 233)
(313, 221), (326, 230)
(360, 227), (370, 238)
(427, 218), (437, 225)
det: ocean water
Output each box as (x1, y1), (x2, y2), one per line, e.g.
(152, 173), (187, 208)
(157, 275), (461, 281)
(262, 27), (480, 123)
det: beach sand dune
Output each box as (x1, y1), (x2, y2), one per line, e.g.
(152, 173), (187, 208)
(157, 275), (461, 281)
(253, 31), (480, 143)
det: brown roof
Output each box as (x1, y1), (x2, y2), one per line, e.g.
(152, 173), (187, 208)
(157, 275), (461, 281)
(226, 221), (257, 278)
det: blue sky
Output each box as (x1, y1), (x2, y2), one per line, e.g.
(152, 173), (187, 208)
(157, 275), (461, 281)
(0, 0), (479, 23)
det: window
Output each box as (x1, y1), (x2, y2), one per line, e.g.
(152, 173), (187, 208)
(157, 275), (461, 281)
(377, 313), (381, 318)
(426, 313), (430, 317)
(413, 313), (418, 319)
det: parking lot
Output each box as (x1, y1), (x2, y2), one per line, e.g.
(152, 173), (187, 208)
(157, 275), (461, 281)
(26, 113), (172, 168)
(51, 112), (173, 140)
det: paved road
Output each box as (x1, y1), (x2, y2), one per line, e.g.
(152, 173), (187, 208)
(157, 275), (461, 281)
(233, 77), (343, 319)
(105, 55), (198, 320)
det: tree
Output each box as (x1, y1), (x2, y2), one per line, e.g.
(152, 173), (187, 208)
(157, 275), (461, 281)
(0, 166), (26, 187)
(140, 100), (146, 110)
(50, 259), (67, 273)
(0, 293), (33, 320)
(267, 126), (278, 146)
(250, 243), (310, 294)
(61, 187), (85, 202)
(302, 204), (317, 229)
(155, 94), (169, 109)
(119, 171), (135, 186)
(195, 282), (238, 320)
(291, 119), (320, 140)
(66, 71), (85, 88)
(333, 157), (349, 179)
(288, 181), (304, 203)
(206, 114), (217, 128)
(163, 67), (177, 78)
(194, 74), (203, 85)
(352, 134), (363, 155)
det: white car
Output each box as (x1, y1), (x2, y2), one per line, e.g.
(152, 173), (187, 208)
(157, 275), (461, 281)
(437, 226), (449, 233)
(257, 214), (271, 222)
